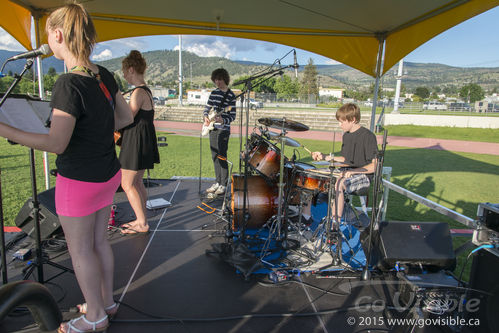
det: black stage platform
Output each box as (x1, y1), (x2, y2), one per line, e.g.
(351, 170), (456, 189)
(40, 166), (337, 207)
(1, 178), (449, 333)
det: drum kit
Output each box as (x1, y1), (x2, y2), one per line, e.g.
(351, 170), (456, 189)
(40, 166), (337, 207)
(226, 117), (350, 263)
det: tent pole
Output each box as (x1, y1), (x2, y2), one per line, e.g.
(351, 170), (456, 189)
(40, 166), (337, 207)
(33, 15), (51, 190)
(370, 35), (385, 132)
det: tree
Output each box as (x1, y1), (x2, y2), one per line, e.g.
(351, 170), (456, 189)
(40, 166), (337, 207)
(274, 75), (299, 101)
(459, 83), (484, 103)
(414, 86), (430, 99)
(114, 73), (128, 92)
(47, 67), (57, 76)
(43, 74), (58, 93)
(299, 58), (318, 102)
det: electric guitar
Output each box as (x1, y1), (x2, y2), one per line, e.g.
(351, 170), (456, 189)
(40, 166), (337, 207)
(201, 106), (226, 136)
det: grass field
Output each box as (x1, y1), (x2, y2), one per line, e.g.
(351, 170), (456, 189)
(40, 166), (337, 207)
(384, 125), (499, 143)
(1, 128), (498, 280)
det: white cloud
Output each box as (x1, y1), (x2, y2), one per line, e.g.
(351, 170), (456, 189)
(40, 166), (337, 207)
(175, 39), (234, 59)
(91, 49), (113, 61)
(325, 58), (341, 65)
(0, 28), (25, 51)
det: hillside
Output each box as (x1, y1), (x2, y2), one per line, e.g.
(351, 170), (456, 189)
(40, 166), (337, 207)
(2, 48), (499, 91)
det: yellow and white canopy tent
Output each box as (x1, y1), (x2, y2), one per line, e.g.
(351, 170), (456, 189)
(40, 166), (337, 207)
(1, 0), (499, 122)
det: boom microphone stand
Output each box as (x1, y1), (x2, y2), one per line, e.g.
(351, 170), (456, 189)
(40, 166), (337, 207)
(0, 58), (74, 283)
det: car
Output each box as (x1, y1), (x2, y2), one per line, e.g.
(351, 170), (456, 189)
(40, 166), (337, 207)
(249, 99), (263, 110)
(423, 101), (447, 110)
(448, 102), (470, 111)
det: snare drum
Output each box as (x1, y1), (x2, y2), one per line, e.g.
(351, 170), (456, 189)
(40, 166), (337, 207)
(231, 174), (278, 230)
(247, 134), (284, 181)
(287, 162), (330, 193)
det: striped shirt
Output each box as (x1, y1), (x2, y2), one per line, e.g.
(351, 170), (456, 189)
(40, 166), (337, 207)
(203, 88), (237, 131)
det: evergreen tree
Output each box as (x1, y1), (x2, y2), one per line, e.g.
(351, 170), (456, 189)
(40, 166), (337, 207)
(299, 58), (318, 102)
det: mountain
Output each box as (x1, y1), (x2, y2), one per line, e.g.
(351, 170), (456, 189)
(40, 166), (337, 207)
(96, 50), (499, 91)
(3, 48), (499, 91)
(0, 49), (64, 75)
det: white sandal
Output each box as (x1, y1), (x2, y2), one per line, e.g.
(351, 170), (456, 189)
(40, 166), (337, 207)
(77, 303), (117, 318)
(58, 314), (108, 333)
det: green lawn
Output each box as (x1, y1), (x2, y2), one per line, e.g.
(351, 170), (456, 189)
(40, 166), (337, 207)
(1, 131), (498, 280)
(384, 125), (499, 143)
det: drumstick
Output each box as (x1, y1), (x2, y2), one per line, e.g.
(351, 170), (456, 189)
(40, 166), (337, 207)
(302, 145), (313, 155)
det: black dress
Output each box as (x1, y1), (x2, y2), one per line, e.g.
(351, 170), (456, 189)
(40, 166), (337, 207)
(119, 87), (160, 170)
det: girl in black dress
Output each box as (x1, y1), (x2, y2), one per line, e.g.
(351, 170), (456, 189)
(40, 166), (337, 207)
(119, 50), (160, 235)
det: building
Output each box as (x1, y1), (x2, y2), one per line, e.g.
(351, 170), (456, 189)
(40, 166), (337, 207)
(318, 87), (344, 99)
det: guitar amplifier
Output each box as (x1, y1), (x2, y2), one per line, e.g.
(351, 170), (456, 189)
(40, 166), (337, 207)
(375, 221), (456, 270)
(473, 203), (499, 246)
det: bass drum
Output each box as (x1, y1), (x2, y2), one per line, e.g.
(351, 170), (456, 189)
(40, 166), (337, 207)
(231, 174), (278, 230)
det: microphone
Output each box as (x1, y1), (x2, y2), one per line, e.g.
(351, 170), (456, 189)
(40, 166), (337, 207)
(293, 50), (298, 78)
(7, 44), (51, 61)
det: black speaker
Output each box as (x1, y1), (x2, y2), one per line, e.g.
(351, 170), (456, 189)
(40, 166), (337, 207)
(15, 187), (61, 240)
(464, 249), (499, 333)
(373, 221), (456, 270)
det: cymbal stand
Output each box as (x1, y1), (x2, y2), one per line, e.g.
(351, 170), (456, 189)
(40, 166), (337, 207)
(310, 165), (342, 266)
(330, 164), (343, 266)
(362, 129), (388, 281)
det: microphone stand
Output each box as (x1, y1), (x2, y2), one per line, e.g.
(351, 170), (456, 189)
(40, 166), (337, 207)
(0, 59), (74, 284)
(361, 130), (388, 281)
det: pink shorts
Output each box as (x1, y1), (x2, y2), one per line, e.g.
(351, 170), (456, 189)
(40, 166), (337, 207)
(55, 170), (121, 217)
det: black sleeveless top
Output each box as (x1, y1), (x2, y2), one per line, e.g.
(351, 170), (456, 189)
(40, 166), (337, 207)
(118, 86), (160, 170)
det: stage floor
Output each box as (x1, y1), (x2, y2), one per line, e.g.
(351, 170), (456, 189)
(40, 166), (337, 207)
(1, 178), (445, 333)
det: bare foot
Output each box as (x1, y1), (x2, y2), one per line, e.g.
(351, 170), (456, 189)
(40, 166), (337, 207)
(120, 225), (149, 235)
(121, 220), (147, 230)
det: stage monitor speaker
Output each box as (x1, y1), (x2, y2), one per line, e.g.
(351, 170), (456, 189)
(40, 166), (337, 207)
(464, 249), (499, 333)
(374, 221), (456, 270)
(15, 187), (61, 240)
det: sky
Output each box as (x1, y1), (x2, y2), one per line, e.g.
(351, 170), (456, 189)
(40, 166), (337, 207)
(1, 6), (499, 69)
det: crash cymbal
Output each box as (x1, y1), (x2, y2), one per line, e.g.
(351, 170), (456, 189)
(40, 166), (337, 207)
(258, 117), (309, 132)
(267, 131), (301, 147)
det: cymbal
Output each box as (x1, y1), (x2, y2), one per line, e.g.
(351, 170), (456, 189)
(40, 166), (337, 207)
(267, 131), (301, 147)
(312, 160), (353, 168)
(258, 117), (309, 132)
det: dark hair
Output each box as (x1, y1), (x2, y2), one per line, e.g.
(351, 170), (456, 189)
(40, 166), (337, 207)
(211, 68), (230, 85)
(122, 50), (147, 74)
(336, 103), (361, 123)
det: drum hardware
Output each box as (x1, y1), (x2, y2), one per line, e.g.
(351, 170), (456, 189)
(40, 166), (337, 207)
(362, 129), (388, 281)
(266, 130), (301, 147)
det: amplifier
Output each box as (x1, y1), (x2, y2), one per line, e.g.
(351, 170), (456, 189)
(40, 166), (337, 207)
(473, 203), (499, 246)
(396, 271), (463, 312)
(375, 221), (456, 270)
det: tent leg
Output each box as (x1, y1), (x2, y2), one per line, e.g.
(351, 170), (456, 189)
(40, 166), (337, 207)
(370, 36), (385, 132)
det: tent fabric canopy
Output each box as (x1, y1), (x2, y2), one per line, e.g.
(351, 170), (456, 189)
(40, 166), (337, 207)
(1, 0), (498, 77)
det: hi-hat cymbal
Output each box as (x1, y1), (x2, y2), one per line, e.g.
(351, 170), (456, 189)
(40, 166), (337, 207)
(312, 160), (353, 168)
(258, 117), (309, 132)
(312, 161), (330, 165)
(267, 131), (301, 147)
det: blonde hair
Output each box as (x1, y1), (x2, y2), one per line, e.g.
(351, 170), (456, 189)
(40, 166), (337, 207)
(122, 50), (147, 74)
(46, 2), (96, 63)
(336, 103), (361, 123)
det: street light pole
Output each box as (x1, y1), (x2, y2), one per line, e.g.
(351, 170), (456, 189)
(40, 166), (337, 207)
(178, 35), (183, 106)
(393, 59), (404, 114)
